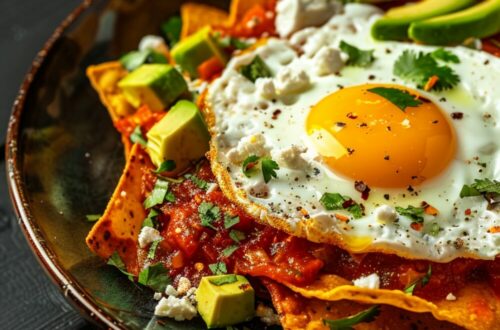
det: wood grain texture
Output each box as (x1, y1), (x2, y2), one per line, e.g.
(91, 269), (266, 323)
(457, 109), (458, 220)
(0, 0), (95, 328)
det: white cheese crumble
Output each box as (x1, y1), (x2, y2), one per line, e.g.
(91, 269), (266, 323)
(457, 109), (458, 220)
(153, 292), (162, 300)
(446, 293), (457, 301)
(154, 296), (197, 321)
(138, 35), (168, 53)
(138, 227), (163, 249)
(374, 205), (398, 223)
(256, 304), (281, 326)
(206, 183), (219, 194)
(276, 0), (342, 37)
(352, 273), (380, 289)
(226, 134), (269, 163)
(275, 67), (310, 95)
(256, 78), (277, 99)
(177, 277), (192, 295)
(314, 47), (344, 76)
(273, 145), (310, 170)
(165, 285), (178, 297)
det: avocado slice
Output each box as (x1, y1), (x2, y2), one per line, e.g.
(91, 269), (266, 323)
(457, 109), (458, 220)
(118, 64), (188, 111)
(196, 275), (255, 328)
(146, 100), (210, 172)
(409, 0), (500, 45)
(171, 27), (227, 78)
(371, 0), (475, 41)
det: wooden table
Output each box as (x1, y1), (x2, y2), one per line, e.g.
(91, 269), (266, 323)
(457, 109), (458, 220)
(0, 0), (96, 328)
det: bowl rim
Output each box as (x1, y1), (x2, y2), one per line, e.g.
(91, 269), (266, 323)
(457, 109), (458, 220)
(4, 0), (124, 328)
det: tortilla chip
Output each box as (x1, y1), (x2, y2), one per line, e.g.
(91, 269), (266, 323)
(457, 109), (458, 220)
(283, 274), (499, 330)
(86, 144), (151, 274)
(264, 280), (460, 330)
(180, 3), (229, 39)
(86, 61), (133, 122)
(227, 0), (274, 27)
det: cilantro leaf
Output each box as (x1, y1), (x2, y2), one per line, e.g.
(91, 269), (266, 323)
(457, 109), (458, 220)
(209, 262), (227, 275)
(431, 48), (460, 63)
(120, 50), (167, 71)
(320, 193), (363, 219)
(428, 223), (440, 236)
(142, 209), (159, 228)
(138, 263), (171, 292)
(395, 205), (425, 223)
(224, 214), (240, 229)
(130, 126), (147, 146)
(209, 274), (238, 286)
(323, 305), (380, 330)
(85, 214), (101, 222)
(261, 158), (279, 183)
(107, 251), (134, 280)
(229, 230), (246, 243)
(367, 87), (423, 111)
(460, 178), (500, 198)
(393, 50), (460, 91)
(153, 160), (176, 174)
(240, 56), (272, 83)
(217, 35), (250, 50)
(161, 16), (182, 47)
(242, 155), (260, 177)
(147, 240), (161, 259)
(187, 174), (209, 190)
(144, 179), (172, 209)
(339, 41), (375, 67)
(404, 265), (432, 295)
(222, 245), (239, 257)
(198, 202), (220, 230)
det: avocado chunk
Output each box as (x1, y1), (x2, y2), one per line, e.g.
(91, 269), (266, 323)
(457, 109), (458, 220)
(146, 100), (210, 172)
(171, 27), (227, 78)
(371, 0), (475, 41)
(196, 275), (255, 328)
(118, 64), (188, 111)
(409, 0), (500, 45)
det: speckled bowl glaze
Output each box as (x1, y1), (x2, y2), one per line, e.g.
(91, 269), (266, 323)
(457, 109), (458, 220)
(5, 1), (232, 329)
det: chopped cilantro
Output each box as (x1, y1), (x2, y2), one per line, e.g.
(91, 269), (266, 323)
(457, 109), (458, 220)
(138, 263), (171, 292)
(130, 126), (147, 147)
(209, 262), (227, 275)
(393, 50), (460, 91)
(222, 245), (239, 257)
(147, 240), (161, 259)
(144, 179), (173, 209)
(153, 160), (176, 174)
(142, 209), (159, 228)
(107, 251), (134, 280)
(229, 230), (246, 243)
(428, 222), (440, 236)
(217, 35), (250, 50)
(209, 274), (238, 286)
(224, 214), (240, 229)
(85, 214), (101, 222)
(460, 178), (500, 198)
(198, 202), (220, 230)
(339, 40), (375, 67)
(240, 56), (272, 83)
(120, 50), (167, 71)
(323, 305), (380, 330)
(431, 48), (460, 63)
(404, 265), (432, 295)
(320, 193), (363, 219)
(395, 205), (425, 223)
(187, 174), (209, 190)
(262, 158), (279, 183)
(242, 155), (260, 177)
(367, 87), (423, 111)
(161, 16), (182, 47)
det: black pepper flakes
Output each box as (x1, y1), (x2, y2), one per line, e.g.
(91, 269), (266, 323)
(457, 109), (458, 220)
(451, 112), (463, 120)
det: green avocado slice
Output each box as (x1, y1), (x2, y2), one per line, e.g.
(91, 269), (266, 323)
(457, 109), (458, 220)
(146, 100), (210, 172)
(409, 0), (500, 45)
(371, 0), (475, 41)
(118, 64), (188, 111)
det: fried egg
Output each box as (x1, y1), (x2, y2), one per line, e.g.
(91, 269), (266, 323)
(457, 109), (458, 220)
(206, 4), (500, 261)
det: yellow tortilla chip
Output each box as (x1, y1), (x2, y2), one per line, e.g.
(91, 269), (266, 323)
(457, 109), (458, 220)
(264, 280), (460, 330)
(283, 274), (499, 330)
(227, 0), (273, 27)
(86, 61), (133, 122)
(86, 144), (151, 274)
(180, 3), (229, 39)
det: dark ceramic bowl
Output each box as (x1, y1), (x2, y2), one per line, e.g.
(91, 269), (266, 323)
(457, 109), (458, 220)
(5, 0), (235, 329)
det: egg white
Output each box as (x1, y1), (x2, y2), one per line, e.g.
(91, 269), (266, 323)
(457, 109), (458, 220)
(206, 4), (500, 261)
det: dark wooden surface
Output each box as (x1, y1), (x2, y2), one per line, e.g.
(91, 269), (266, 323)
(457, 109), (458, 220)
(0, 0), (95, 328)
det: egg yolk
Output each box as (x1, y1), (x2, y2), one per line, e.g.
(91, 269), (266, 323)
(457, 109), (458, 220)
(306, 84), (456, 188)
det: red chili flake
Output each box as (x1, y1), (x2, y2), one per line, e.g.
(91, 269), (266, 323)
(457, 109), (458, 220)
(451, 112), (464, 120)
(421, 201), (438, 216)
(410, 222), (423, 231)
(272, 109), (282, 120)
(342, 199), (355, 208)
(354, 181), (370, 200)
(464, 208), (472, 216)
(347, 112), (358, 119)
